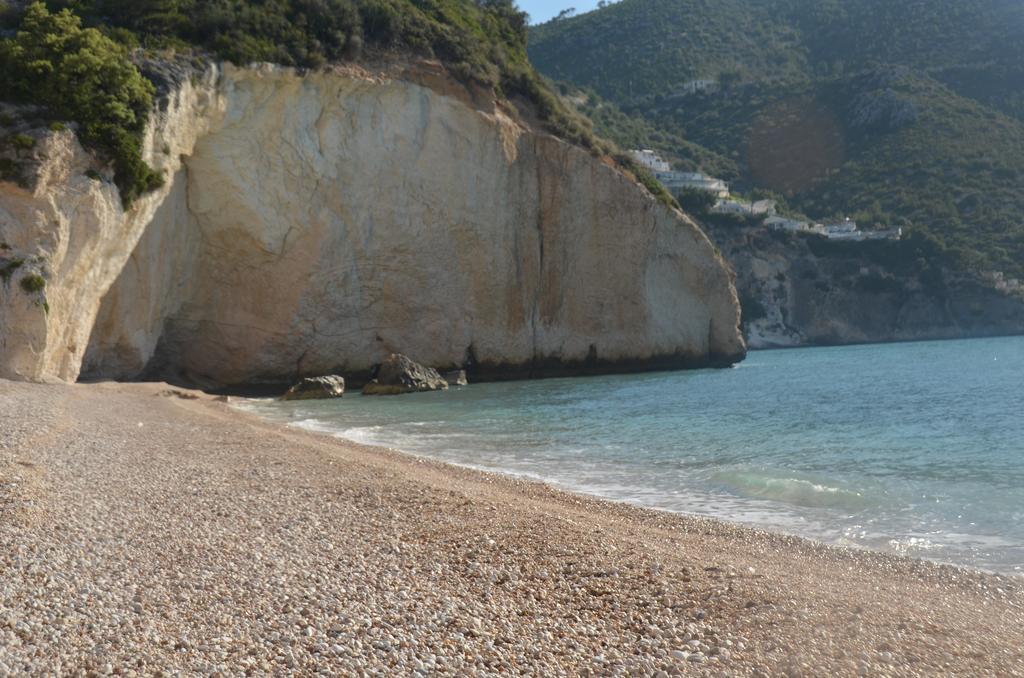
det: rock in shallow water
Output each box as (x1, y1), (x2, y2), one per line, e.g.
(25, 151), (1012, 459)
(282, 376), (345, 401)
(445, 369), (468, 387)
(362, 354), (448, 396)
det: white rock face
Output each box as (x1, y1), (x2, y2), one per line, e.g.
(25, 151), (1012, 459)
(0, 68), (222, 381)
(2, 62), (744, 387)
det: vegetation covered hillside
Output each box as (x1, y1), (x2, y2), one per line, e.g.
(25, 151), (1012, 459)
(1, 1), (669, 206)
(530, 0), (1024, 106)
(530, 0), (1024, 278)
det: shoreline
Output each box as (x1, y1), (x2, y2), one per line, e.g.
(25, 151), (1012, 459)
(270, 402), (1015, 580)
(2, 380), (1022, 675)
(747, 331), (1024, 353)
(241, 375), (1024, 581)
(245, 398), (1020, 583)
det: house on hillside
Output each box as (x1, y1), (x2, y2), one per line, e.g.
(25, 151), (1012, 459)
(765, 216), (900, 241)
(712, 199), (751, 215)
(663, 172), (730, 198)
(862, 227), (903, 241)
(628, 149), (672, 173)
(712, 198), (775, 216)
(628, 150), (730, 198)
(751, 200), (778, 216)
(986, 271), (1022, 293)
(764, 216), (812, 233)
(681, 79), (718, 95)
(822, 219), (863, 241)
(823, 219), (857, 234)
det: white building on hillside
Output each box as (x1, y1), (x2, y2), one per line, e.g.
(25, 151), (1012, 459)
(628, 149), (672, 173)
(712, 198), (776, 216)
(823, 219), (857, 234)
(712, 199), (750, 215)
(763, 215), (901, 241)
(862, 227), (904, 241)
(662, 172), (730, 197)
(764, 215), (812, 233)
(681, 79), (718, 95)
(628, 150), (731, 198)
(988, 271), (1023, 294)
(823, 219), (862, 240)
(751, 199), (778, 216)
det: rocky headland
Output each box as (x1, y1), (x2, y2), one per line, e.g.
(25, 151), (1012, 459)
(0, 58), (744, 389)
(702, 222), (1024, 349)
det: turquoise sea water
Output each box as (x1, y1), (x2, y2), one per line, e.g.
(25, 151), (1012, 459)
(241, 337), (1024, 575)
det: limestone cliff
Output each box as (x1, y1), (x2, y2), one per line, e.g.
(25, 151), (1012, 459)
(0, 60), (745, 388)
(702, 223), (1024, 349)
(0, 68), (221, 382)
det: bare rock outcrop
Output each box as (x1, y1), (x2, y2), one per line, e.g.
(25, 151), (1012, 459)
(282, 375), (345, 401)
(0, 68), (222, 381)
(362, 354), (448, 396)
(0, 60), (745, 387)
(445, 370), (469, 387)
(701, 221), (1024, 349)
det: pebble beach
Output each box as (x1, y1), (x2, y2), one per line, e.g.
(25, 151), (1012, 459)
(1, 380), (1022, 676)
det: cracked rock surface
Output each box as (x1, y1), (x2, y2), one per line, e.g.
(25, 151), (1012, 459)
(1, 60), (744, 387)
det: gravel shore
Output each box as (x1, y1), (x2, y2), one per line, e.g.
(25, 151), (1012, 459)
(1, 380), (1022, 676)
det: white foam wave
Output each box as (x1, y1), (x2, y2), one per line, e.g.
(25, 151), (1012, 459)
(713, 470), (875, 511)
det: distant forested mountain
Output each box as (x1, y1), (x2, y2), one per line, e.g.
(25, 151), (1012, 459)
(530, 0), (1024, 277)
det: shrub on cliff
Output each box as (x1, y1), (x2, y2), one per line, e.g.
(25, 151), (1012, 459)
(76, 0), (603, 152)
(19, 272), (46, 293)
(618, 156), (678, 209)
(0, 1), (651, 205)
(677, 187), (717, 214)
(0, 3), (161, 204)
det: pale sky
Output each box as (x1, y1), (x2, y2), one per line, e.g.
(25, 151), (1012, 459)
(519, 0), (604, 24)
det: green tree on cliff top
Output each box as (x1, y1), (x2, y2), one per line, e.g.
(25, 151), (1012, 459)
(1, 2), (161, 204)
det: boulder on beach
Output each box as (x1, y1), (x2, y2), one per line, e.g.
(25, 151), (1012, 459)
(282, 375), (345, 401)
(362, 354), (448, 396)
(445, 369), (468, 387)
